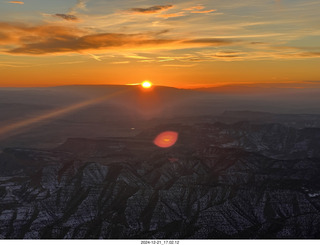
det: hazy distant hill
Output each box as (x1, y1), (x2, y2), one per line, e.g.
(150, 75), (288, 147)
(1, 85), (320, 150)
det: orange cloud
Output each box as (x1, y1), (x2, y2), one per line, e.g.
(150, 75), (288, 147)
(159, 12), (186, 19)
(0, 22), (84, 46)
(183, 6), (205, 11)
(184, 38), (235, 46)
(8, 1), (24, 4)
(208, 51), (245, 61)
(191, 9), (216, 14)
(8, 33), (174, 54)
(183, 5), (216, 14)
(0, 22), (237, 55)
(128, 5), (173, 14)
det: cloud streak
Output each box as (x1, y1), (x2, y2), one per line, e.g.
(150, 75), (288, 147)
(8, 1), (24, 4)
(53, 14), (79, 21)
(191, 9), (216, 14)
(182, 5), (216, 15)
(184, 38), (235, 46)
(7, 33), (177, 55)
(183, 6), (205, 11)
(159, 12), (185, 19)
(128, 5), (173, 14)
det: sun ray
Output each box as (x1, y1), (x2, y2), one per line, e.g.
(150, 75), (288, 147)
(0, 88), (130, 139)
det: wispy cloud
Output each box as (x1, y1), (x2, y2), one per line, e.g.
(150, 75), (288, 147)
(58, 60), (85, 65)
(184, 38), (235, 46)
(8, 1), (24, 4)
(69, 0), (87, 14)
(53, 14), (79, 21)
(87, 53), (102, 61)
(162, 64), (197, 67)
(183, 5), (216, 14)
(7, 34), (176, 55)
(128, 5), (173, 14)
(2, 19), (319, 63)
(111, 61), (130, 64)
(208, 51), (245, 61)
(0, 61), (29, 68)
(183, 6), (205, 11)
(0, 22), (237, 55)
(159, 12), (185, 19)
(49, 0), (86, 22)
(124, 53), (150, 60)
(0, 22), (84, 46)
(191, 9), (216, 14)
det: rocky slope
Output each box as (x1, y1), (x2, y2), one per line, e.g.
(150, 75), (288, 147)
(0, 122), (320, 239)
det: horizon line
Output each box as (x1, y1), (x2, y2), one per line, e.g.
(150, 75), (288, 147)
(1, 81), (320, 90)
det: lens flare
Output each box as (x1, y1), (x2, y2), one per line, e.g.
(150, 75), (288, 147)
(153, 131), (179, 148)
(141, 81), (152, 89)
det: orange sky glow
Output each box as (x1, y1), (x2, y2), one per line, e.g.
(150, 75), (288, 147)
(0, 0), (320, 89)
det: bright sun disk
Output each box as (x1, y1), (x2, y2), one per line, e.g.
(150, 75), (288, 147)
(141, 81), (152, 88)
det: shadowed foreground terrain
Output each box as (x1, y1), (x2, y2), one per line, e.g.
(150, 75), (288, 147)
(1, 121), (320, 239)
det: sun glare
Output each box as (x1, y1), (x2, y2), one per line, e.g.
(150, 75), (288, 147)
(141, 81), (152, 89)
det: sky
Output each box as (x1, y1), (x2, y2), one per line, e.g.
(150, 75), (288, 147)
(0, 0), (320, 88)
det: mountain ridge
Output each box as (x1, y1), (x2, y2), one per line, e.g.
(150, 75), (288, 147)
(1, 121), (320, 238)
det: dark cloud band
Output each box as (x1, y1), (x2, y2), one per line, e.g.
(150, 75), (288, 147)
(129, 5), (173, 14)
(53, 14), (79, 21)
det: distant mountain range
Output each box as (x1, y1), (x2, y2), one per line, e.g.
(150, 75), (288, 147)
(1, 85), (320, 149)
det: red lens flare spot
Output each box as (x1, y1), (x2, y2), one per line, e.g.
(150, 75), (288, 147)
(153, 131), (179, 148)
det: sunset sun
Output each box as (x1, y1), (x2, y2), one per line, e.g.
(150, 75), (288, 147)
(141, 81), (152, 89)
